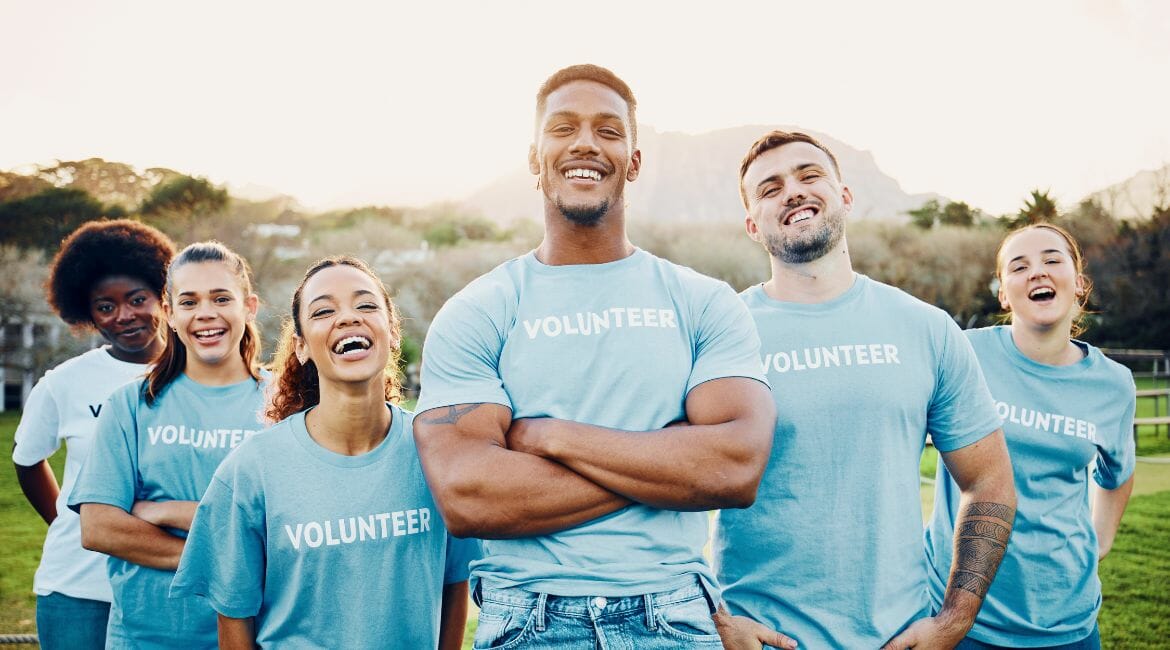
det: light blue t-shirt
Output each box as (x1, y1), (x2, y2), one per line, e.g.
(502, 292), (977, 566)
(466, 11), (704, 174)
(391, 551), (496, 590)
(925, 326), (1136, 647)
(715, 275), (1001, 649)
(68, 374), (267, 650)
(416, 248), (767, 597)
(171, 404), (481, 649)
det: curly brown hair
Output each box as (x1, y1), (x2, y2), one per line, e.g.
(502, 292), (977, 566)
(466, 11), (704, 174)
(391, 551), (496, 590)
(46, 219), (176, 328)
(265, 256), (403, 423)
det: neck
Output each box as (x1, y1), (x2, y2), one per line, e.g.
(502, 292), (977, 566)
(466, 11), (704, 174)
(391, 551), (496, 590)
(1009, 319), (1082, 366)
(108, 337), (164, 365)
(535, 202), (634, 265)
(304, 378), (391, 456)
(762, 240), (855, 303)
(184, 354), (252, 386)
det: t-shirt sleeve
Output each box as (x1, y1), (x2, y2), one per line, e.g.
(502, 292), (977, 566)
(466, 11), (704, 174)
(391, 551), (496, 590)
(415, 294), (512, 415)
(12, 376), (62, 466)
(927, 318), (1003, 452)
(67, 387), (141, 513)
(170, 472), (265, 618)
(1093, 378), (1137, 489)
(686, 283), (768, 394)
(443, 535), (482, 585)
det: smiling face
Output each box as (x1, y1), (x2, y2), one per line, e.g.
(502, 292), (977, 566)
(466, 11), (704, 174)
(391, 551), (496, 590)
(88, 275), (162, 363)
(294, 264), (397, 388)
(742, 141), (853, 264)
(997, 227), (1086, 332)
(164, 261), (258, 372)
(529, 80), (641, 226)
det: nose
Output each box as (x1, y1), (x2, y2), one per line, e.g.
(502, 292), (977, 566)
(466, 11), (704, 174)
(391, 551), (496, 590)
(781, 182), (807, 206)
(336, 305), (363, 327)
(569, 128), (600, 156)
(115, 303), (135, 323)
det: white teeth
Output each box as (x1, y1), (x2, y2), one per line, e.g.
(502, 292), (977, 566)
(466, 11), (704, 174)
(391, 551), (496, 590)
(333, 336), (372, 355)
(564, 168), (602, 181)
(788, 208), (813, 224)
(194, 329), (225, 339)
(1029, 288), (1056, 300)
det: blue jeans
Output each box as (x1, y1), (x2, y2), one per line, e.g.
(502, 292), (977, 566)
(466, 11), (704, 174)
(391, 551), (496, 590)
(473, 579), (723, 649)
(956, 624), (1101, 650)
(36, 592), (110, 650)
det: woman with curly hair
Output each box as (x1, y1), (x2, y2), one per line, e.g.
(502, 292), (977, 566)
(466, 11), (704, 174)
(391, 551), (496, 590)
(12, 219), (175, 650)
(925, 223), (1136, 649)
(172, 256), (479, 649)
(68, 241), (268, 649)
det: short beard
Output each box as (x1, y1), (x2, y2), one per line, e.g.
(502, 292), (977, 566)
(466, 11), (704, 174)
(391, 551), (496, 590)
(555, 197), (610, 227)
(764, 206), (846, 264)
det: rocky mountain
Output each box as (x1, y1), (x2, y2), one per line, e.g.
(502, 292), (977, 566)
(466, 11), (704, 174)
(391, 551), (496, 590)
(1084, 163), (1170, 220)
(461, 125), (942, 224)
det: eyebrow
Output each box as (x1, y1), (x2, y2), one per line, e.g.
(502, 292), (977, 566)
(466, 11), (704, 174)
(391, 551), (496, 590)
(755, 163), (825, 192)
(91, 287), (148, 302)
(1007, 249), (1067, 264)
(307, 289), (377, 305)
(544, 110), (625, 124)
(177, 288), (234, 297)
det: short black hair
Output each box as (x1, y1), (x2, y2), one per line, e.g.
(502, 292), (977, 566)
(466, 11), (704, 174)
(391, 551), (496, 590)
(46, 219), (176, 327)
(536, 64), (638, 146)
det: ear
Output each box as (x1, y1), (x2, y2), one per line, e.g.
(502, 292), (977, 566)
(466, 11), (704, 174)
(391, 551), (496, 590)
(744, 213), (762, 243)
(162, 300), (176, 331)
(293, 334), (309, 365)
(244, 294), (260, 321)
(528, 144), (540, 176)
(841, 185), (854, 214)
(998, 288), (1009, 311)
(626, 149), (642, 182)
(1075, 274), (1087, 298)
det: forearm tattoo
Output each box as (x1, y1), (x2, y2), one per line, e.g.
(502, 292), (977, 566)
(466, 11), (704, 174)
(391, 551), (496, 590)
(948, 502), (1014, 600)
(420, 404), (482, 425)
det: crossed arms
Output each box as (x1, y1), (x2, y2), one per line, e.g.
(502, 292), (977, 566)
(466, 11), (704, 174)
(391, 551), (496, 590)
(413, 376), (776, 539)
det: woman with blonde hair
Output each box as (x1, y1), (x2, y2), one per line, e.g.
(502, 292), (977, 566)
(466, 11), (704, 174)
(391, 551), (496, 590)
(172, 256), (478, 649)
(925, 223), (1135, 649)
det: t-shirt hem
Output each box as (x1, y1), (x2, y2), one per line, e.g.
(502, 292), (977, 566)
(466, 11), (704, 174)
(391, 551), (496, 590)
(415, 395), (512, 416)
(171, 582), (258, 620)
(686, 372), (770, 395)
(967, 622), (1098, 648)
(66, 492), (131, 514)
(930, 417), (1001, 453)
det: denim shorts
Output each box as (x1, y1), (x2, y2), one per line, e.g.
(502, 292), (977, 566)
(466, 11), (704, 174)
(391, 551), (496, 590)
(35, 592), (110, 650)
(956, 624), (1101, 650)
(473, 579), (724, 649)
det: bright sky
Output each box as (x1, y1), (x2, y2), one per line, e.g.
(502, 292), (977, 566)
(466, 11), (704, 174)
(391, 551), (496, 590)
(2, 0), (1168, 215)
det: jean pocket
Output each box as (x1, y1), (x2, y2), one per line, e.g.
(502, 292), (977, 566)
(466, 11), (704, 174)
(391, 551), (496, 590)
(655, 595), (722, 643)
(473, 604), (535, 650)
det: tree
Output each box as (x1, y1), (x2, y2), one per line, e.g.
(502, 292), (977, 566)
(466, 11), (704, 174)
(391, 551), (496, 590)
(1008, 189), (1059, 228)
(908, 199), (942, 230)
(0, 187), (125, 251)
(139, 175), (230, 243)
(939, 201), (980, 227)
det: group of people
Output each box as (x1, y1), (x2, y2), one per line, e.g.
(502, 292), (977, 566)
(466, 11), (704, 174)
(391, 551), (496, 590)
(12, 63), (1135, 650)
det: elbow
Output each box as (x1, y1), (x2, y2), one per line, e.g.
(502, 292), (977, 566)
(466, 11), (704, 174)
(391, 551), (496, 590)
(708, 473), (762, 510)
(430, 478), (501, 539)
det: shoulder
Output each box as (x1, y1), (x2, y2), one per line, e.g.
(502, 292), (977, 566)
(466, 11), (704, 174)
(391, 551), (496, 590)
(37, 347), (110, 384)
(643, 250), (730, 294)
(1085, 344), (1137, 388)
(963, 325), (1002, 350)
(447, 257), (525, 306)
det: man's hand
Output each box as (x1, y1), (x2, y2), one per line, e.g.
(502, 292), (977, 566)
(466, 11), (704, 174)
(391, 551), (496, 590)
(713, 605), (797, 650)
(880, 614), (968, 650)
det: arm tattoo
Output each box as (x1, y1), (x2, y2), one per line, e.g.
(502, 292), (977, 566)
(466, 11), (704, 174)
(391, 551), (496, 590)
(948, 501), (1014, 599)
(420, 404), (482, 426)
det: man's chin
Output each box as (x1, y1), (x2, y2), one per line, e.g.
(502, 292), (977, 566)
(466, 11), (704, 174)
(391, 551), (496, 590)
(555, 198), (611, 227)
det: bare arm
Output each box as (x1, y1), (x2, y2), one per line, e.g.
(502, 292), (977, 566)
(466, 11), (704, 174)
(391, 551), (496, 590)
(78, 502), (187, 570)
(414, 403), (630, 539)
(882, 429), (1016, 649)
(217, 615), (256, 650)
(438, 581), (469, 650)
(1092, 474), (1134, 561)
(132, 500), (199, 532)
(507, 377), (775, 510)
(14, 460), (59, 524)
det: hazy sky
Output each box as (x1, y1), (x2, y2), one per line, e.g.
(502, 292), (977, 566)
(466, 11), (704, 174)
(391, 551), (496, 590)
(2, 0), (1168, 215)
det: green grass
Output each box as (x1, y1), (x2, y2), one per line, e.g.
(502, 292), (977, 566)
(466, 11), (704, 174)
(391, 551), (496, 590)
(1134, 377), (1170, 455)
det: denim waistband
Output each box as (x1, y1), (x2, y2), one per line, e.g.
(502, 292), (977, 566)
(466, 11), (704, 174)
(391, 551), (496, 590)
(476, 576), (716, 616)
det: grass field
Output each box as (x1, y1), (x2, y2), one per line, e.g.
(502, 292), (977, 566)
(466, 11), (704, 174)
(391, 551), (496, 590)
(4, 404), (1169, 649)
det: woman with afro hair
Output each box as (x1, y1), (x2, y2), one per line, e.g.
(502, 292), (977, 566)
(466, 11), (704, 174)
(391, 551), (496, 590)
(12, 219), (175, 650)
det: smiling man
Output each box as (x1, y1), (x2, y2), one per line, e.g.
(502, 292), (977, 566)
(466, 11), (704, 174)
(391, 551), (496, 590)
(712, 130), (1018, 650)
(413, 64), (776, 648)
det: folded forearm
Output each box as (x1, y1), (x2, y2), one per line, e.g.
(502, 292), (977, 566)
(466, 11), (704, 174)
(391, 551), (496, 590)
(80, 504), (186, 570)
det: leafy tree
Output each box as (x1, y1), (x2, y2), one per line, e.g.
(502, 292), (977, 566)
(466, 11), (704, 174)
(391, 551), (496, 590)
(939, 201), (980, 227)
(0, 187), (125, 251)
(1007, 189), (1059, 228)
(1084, 207), (1170, 348)
(139, 175), (229, 243)
(908, 199), (942, 230)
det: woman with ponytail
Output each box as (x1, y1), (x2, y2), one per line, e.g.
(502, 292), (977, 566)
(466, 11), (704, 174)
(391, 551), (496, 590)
(69, 241), (268, 649)
(172, 256), (479, 649)
(925, 223), (1136, 649)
